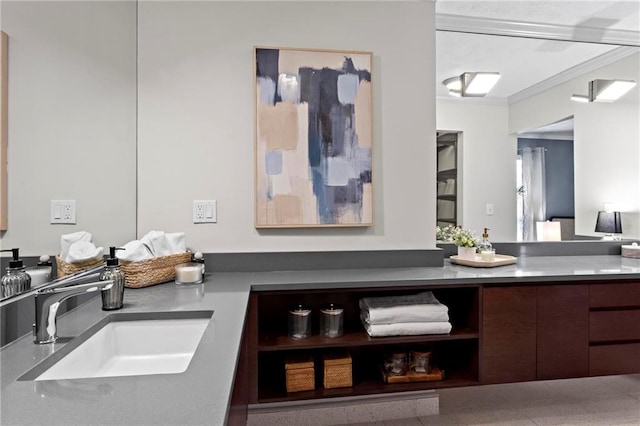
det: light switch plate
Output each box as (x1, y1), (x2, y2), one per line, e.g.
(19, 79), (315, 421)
(485, 203), (494, 215)
(193, 200), (216, 223)
(51, 200), (76, 224)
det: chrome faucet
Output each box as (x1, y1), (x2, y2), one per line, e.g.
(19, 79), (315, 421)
(33, 266), (113, 344)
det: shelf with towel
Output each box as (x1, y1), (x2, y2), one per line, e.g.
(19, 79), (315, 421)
(249, 285), (480, 404)
(257, 327), (479, 351)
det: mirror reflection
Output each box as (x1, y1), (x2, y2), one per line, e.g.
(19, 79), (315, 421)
(0, 1), (138, 300)
(436, 30), (639, 242)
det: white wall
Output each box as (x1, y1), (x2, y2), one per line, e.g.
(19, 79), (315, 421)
(0, 1), (137, 256)
(137, 1), (437, 253)
(436, 100), (516, 241)
(510, 52), (640, 239)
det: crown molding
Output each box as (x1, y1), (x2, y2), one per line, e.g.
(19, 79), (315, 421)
(436, 95), (508, 107)
(508, 46), (640, 104)
(435, 13), (640, 47)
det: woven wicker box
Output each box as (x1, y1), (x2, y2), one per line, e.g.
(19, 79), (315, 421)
(120, 251), (191, 289)
(55, 255), (103, 278)
(285, 355), (315, 393)
(323, 352), (352, 389)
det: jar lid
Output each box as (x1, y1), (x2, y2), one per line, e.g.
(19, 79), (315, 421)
(388, 352), (407, 359)
(289, 304), (311, 315)
(320, 303), (343, 314)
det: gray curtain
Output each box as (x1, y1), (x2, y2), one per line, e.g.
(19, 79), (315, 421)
(521, 147), (546, 241)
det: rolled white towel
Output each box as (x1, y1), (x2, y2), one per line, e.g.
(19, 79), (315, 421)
(141, 230), (172, 257)
(359, 291), (449, 324)
(116, 240), (154, 262)
(362, 319), (452, 337)
(165, 232), (186, 254)
(65, 240), (104, 264)
(60, 231), (92, 260)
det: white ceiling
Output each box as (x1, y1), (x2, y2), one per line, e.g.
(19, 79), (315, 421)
(435, 1), (640, 103)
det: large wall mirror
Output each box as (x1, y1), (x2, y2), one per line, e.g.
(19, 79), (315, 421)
(0, 1), (137, 301)
(435, 3), (640, 243)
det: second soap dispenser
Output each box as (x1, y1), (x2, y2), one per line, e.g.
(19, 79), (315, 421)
(99, 247), (126, 310)
(1, 248), (31, 298)
(478, 228), (495, 261)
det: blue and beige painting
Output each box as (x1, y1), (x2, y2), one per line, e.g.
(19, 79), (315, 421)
(255, 47), (373, 227)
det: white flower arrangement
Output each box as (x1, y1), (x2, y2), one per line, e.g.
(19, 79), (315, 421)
(437, 225), (477, 248)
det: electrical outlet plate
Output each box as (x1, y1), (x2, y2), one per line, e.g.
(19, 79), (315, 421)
(51, 200), (76, 224)
(193, 200), (216, 223)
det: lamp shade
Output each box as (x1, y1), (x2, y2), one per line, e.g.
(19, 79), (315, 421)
(536, 221), (562, 241)
(594, 211), (622, 234)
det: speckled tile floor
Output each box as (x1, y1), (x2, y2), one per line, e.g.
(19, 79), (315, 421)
(372, 374), (640, 426)
(249, 374), (640, 425)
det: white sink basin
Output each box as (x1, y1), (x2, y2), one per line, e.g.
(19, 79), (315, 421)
(23, 311), (213, 381)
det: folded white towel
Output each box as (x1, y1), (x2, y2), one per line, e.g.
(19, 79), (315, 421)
(165, 232), (186, 254)
(141, 230), (173, 257)
(60, 231), (92, 260)
(65, 240), (104, 264)
(360, 291), (449, 324)
(362, 319), (452, 337)
(116, 240), (154, 263)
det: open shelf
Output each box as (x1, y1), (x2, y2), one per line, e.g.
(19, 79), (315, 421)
(436, 168), (457, 181)
(251, 285), (480, 404)
(258, 328), (479, 352)
(257, 371), (479, 404)
(437, 195), (457, 201)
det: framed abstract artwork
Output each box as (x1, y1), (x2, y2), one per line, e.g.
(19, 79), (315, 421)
(254, 46), (373, 228)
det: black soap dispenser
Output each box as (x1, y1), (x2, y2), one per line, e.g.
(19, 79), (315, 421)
(1, 248), (31, 298)
(99, 247), (126, 310)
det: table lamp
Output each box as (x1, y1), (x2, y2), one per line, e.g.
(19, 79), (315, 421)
(594, 211), (622, 240)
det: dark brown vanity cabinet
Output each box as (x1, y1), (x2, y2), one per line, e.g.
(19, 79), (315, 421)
(241, 279), (640, 409)
(589, 281), (640, 376)
(481, 284), (589, 384)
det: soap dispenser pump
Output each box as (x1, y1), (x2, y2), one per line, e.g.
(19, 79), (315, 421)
(1, 248), (32, 298)
(99, 246), (126, 310)
(192, 251), (205, 275)
(478, 228), (494, 261)
(478, 228), (493, 252)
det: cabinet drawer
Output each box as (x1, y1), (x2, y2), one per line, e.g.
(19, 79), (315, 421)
(590, 282), (640, 308)
(589, 310), (640, 342)
(589, 343), (640, 376)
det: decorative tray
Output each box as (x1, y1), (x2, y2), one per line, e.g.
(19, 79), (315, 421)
(382, 367), (444, 383)
(450, 254), (517, 268)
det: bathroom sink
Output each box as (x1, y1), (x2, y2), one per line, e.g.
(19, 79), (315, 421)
(19, 310), (213, 381)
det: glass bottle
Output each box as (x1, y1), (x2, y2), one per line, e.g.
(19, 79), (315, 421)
(100, 247), (126, 310)
(477, 228), (494, 261)
(1, 248), (31, 298)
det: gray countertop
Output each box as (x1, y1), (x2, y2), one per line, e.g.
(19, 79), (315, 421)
(2, 255), (640, 425)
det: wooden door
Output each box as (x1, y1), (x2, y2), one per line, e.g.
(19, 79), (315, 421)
(481, 286), (537, 384)
(537, 284), (589, 379)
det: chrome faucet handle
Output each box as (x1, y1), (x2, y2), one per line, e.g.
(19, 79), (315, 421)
(34, 280), (114, 344)
(40, 265), (105, 290)
(37, 280), (113, 296)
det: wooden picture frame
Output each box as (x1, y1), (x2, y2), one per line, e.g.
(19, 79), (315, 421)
(254, 46), (373, 228)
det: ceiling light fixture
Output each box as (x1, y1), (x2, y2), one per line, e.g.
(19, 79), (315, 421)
(571, 79), (636, 103)
(443, 72), (500, 97)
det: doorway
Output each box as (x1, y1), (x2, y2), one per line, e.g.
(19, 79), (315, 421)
(517, 117), (575, 241)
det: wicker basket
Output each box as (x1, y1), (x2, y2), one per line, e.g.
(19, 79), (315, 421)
(285, 355), (315, 393)
(55, 255), (104, 278)
(323, 352), (352, 389)
(120, 251), (191, 289)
